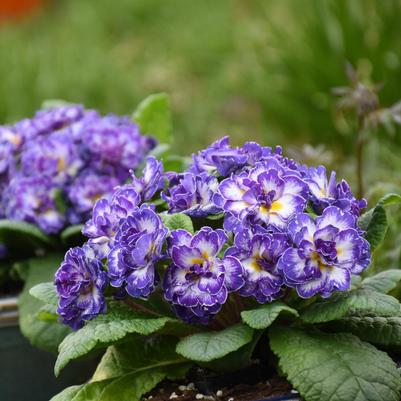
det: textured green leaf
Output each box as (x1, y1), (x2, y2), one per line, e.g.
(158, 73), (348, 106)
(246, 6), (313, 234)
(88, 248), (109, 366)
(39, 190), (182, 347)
(241, 301), (299, 329)
(269, 327), (401, 401)
(176, 324), (254, 362)
(160, 213), (194, 233)
(358, 193), (401, 250)
(19, 254), (71, 353)
(55, 302), (176, 375)
(0, 219), (55, 256)
(332, 316), (401, 347)
(52, 337), (190, 401)
(300, 288), (400, 323)
(49, 385), (83, 401)
(29, 282), (58, 305)
(361, 270), (401, 294)
(132, 93), (172, 144)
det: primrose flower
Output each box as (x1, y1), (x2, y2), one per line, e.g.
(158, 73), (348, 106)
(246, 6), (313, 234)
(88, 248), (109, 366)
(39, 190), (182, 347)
(82, 187), (140, 258)
(277, 206), (371, 298)
(4, 175), (65, 234)
(215, 158), (308, 232)
(21, 131), (83, 183)
(226, 227), (289, 303)
(305, 166), (366, 216)
(55, 245), (107, 330)
(163, 172), (221, 217)
(108, 205), (168, 298)
(82, 115), (156, 171)
(15, 105), (85, 139)
(164, 227), (244, 323)
(67, 169), (120, 216)
(131, 156), (164, 201)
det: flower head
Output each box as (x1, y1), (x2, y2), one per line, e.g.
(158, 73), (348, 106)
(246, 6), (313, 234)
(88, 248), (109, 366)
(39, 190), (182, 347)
(226, 227), (289, 303)
(55, 245), (107, 330)
(108, 204), (168, 298)
(4, 175), (65, 234)
(278, 206), (370, 298)
(164, 227), (244, 323)
(131, 156), (164, 202)
(215, 158), (308, 232)
(163, 172), (221, 217)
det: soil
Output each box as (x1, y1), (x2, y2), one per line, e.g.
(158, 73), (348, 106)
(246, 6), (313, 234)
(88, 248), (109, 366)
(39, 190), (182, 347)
(142, 364), (297, 401)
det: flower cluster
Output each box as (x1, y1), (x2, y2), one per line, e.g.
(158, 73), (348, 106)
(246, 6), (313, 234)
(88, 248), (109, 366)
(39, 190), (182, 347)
(55, 136), (371, 329)
(0, 105), (156, 234)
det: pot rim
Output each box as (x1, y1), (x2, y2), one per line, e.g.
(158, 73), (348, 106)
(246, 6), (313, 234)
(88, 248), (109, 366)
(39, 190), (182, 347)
(0, 296), (18, 327)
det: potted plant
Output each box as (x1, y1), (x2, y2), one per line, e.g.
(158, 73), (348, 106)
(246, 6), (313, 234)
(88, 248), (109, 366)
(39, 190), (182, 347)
(0, 93), (173, 401)
(28, 132), (401, 401)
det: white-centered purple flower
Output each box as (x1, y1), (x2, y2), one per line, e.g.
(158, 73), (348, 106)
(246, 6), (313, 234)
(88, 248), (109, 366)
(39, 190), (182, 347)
(277, 206), (371, 298)
(55, 245), (107, 330)
(0, 105), (156, 234)
(82, 187), (140, 258)
(305, 166), (367, 216)
(163, 172), (221, 217)
(4, 175), (65, 234)
(163, 227), (244, 323)
(215, 158), (308, 232)
(21, 131), (83, 184)
(82, 114), (156, 171)
(226, 227), (289, 303)
(131, 156), (164, 202)
(108, 205), (168, 298)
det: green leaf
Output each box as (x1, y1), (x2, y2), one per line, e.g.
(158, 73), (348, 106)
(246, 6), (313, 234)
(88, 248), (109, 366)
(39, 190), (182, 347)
(300, 288), (400, 324)
(358, 193), (401, 250)
(55, 301), (176, 376)
(50, 385), (83, 401)
(160, 213), (194, 233)
(269, 327), (401, 401)
(42, 99), (75, 109)
(176, 323), (254, 362)
(52, 337), (190, 401)
(0, 219), (55, 256)
(132, 93), (172, 144)
(18, 254), (71, 353)
(241, 301), (299, 330)
(361, 270), (401, 294)
(92, 337), (189, 382)
(60, 224), (85, 247)
(331, 316), (401, 348)
(29, 282), (58, 305)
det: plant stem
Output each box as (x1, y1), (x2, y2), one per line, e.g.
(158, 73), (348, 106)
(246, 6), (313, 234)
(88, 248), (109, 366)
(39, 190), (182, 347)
(356, 115), (365, 199)
(123, 298), (162, 317)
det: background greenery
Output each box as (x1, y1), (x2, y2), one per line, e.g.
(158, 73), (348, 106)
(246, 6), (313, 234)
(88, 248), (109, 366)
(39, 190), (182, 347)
(0, 0), (400, 265)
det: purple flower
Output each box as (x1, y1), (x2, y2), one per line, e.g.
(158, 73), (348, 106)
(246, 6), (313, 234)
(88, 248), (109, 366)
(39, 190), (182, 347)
(163, 172), (221, 217)
(277, 206), (371, 298)
(108, 205), (168, 298)
(215, 159), (308, 231)
(189, 136), (249, 177)
(67, 169), (120, 216)
(305, 166), (366, 216)
(163, 227), (244, 323)
(55, 245), (107, 330)
(21, 131), (83, 183)
(131, 156), (164, 201)
(15, 105), (85, 140)
(82, 187), (140, 258)
(82, 115), (156, 171)
(4, 175), (65, 234)
(226, 227), (289, 303)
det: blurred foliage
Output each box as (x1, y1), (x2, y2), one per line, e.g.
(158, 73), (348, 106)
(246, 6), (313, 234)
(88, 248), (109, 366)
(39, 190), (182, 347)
(0, 0), (401, 155)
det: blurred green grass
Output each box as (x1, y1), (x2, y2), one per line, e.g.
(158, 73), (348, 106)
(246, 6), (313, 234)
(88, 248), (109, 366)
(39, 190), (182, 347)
(1, 0), (401, 156)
